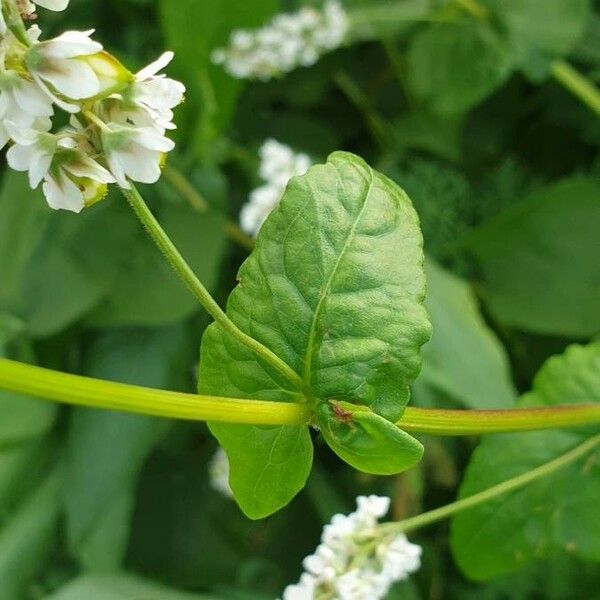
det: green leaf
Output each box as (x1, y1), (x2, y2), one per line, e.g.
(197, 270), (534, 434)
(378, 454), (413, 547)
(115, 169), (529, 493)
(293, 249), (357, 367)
(482, 0), (590, 78)
(467, 177), (600, 337)
(45, 573), (219, 600)
(207, 422), (313, 520)
(450, 342), (600, 580)
(199, 152), (430, 517)
(64, 325), (193, 570)
(407, 22), (511, 115)
(0, 470), (61, 600)
(316, 402), (423, 475)
(417, 258), (516, 409)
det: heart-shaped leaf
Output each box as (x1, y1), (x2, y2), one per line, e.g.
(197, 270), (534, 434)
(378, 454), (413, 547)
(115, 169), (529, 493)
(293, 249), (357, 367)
(199, 152), (430, 517)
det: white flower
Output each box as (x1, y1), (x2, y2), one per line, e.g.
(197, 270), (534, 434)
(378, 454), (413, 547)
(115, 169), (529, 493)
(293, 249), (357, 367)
(41, 150), (114, 212)
(258, 139), (312, 187)
(130, 51), (185, 130)
(0, 69), (54, 148)
(6, 118), (56, 188)
(104, 51), (185, 133)
(101, 121), (174, 188)
(209, 447), (233, 498)
(25, 29), (104, 111)
(280, 495), (422, 600)
(6, 119), (114, 212)
(211, 0), (349, 81)
(240, 139), (312, 237)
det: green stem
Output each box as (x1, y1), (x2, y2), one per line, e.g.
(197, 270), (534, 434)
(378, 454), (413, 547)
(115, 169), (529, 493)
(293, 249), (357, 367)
(2, 358), (600, 434)
(550, 59), (600, 117)
(380, 433), (600, 535)
(0, 358), (311, 425)
(119, 183), (305, 394)
(396, 404), (600, 435)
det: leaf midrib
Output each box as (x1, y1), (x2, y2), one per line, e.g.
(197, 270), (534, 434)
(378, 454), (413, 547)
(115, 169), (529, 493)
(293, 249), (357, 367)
(301, 165), (375, 387)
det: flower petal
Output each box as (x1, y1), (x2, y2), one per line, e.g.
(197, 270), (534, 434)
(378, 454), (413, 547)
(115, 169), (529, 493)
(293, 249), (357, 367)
(118, 146), (162, 184)
(6, 144), (36, 174)
(39, 58), (100, 99)
(29, 150), (53, 188)
(12, 82), (54, 117)
(136, 51), (174, 80)
(133, 127), (174, 152)
(106, 152), (129, 188)
(40, 30), (102, 59)
(42, 172), (84, 212)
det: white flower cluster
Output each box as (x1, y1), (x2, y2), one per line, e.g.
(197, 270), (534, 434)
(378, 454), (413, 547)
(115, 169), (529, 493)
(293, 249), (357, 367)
(209, 447), (233, 499)
(211, 1), (349, 81)
(240, 139), (312, 237)
(0, 0), (184, 212)
(281, 496), (422, 600)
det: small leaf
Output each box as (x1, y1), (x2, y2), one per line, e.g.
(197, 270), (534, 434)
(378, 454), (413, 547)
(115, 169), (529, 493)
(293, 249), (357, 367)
(407, 22), (511, 115)
(450, 342), (600, 580)
(316, 402), (423, 475)
(467, 177), (600, 337)
(199, 152), (430, 517)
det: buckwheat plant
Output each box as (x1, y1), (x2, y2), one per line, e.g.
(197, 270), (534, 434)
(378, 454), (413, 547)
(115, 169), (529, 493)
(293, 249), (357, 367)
(1, 2), (600, 598)
(240, 138), (312, 236)
(211, 0), (349, 80)
(0, 0), (184, 212)
(281, 496), (421, 600)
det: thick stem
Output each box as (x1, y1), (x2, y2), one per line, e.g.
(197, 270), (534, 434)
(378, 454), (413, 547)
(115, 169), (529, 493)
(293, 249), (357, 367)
(550, 59), (600, 117)
(380, 433), (600, 535)
(0, 358), (310, 425)
(119, 183), (305, 394)
(397, 404), (600, 435)
(2, 358), (600, 434)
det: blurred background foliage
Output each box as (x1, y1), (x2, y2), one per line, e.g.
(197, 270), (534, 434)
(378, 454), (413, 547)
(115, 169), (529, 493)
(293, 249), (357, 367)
(0, 0), (599, 598)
